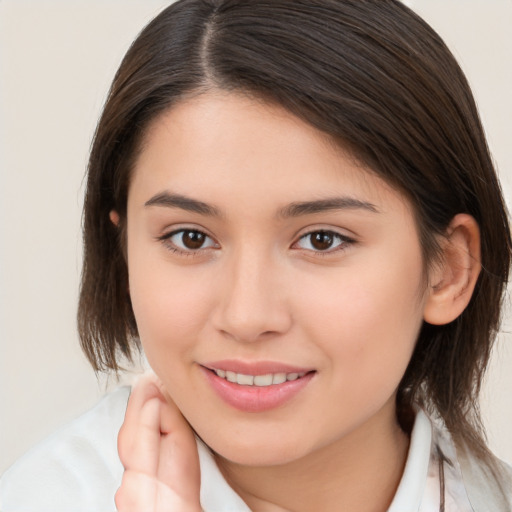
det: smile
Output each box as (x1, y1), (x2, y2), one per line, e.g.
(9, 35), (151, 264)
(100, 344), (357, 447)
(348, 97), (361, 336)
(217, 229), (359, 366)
(213, 369), (307, 386)
(200, 362), (316, 412)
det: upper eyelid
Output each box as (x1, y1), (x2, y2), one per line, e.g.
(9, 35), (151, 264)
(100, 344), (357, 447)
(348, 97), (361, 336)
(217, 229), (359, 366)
(293, 225), (357, 241)
(299, 229), (353, 239)
(158, 225), (215, 241)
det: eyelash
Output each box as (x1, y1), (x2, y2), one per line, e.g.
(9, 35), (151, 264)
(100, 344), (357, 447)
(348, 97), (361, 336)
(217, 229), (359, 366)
(157, 228), (355, 257)
(157, 228), (218, 257)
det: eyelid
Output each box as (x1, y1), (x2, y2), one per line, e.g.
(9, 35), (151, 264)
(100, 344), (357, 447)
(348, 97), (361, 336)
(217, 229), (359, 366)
(157, 222), (217, 241)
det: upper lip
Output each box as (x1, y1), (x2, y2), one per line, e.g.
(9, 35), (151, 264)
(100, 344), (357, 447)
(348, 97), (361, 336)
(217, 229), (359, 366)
(202, 359), (314, 375)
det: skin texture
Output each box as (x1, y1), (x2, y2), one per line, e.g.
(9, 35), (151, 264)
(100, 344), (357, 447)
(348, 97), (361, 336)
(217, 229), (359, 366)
(115, 92), (481, 512)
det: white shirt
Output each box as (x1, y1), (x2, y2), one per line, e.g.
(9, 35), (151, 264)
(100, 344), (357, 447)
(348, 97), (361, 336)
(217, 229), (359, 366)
(1, 387), (510, 512)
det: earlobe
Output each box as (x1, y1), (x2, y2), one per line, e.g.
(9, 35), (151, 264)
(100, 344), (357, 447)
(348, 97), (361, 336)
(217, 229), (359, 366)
(423, 214), (481, 326)
(109, 210), (120, 227)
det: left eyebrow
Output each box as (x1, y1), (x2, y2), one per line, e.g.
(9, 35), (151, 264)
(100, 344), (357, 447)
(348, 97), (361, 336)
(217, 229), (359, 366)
(279, 197), (379, 218)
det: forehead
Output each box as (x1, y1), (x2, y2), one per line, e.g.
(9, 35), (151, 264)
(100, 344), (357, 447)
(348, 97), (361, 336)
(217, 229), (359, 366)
(129, 91), (411, 217)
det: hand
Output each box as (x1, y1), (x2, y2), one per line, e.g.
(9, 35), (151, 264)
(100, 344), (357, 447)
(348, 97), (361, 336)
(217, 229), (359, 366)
(115, 373), (202, 512)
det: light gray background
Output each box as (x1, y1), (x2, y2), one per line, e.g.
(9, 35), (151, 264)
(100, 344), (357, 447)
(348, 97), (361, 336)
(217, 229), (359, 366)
(1, 0), (511, 475)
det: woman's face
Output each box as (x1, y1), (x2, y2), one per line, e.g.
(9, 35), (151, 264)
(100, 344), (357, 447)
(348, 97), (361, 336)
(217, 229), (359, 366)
(126, 92), (430, 466)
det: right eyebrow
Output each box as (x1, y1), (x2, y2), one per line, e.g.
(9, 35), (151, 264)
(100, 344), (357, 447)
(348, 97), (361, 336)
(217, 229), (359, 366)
(144, 192), (221, 217)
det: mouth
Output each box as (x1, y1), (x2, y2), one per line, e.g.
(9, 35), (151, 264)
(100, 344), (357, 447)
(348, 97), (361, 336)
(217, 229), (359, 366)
(200, 361), (316, 412)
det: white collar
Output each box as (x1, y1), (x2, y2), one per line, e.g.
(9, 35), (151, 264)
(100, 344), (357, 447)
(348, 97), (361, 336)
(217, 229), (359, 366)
(388, 409), (433, 511)
(198, 439), (252, 512)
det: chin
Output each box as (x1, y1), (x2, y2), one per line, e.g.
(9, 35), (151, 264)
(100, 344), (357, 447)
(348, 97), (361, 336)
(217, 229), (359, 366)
(198, 429), (310, 467)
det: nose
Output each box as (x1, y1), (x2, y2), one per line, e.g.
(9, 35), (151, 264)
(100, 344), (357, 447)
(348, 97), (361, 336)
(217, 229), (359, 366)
(212, 248), (292, 343)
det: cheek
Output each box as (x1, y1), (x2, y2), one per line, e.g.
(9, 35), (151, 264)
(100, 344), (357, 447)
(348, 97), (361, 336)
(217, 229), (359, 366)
(127, 253), (214, 356)
(296, 254), (425, 387)
(128, 262), (216, 408)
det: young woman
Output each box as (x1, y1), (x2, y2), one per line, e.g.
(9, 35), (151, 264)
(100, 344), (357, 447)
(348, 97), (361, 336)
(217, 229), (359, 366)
(1, 1), (511, 511)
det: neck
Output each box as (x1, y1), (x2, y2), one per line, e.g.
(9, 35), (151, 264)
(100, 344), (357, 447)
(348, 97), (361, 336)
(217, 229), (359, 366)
(215, 401), (410, 512)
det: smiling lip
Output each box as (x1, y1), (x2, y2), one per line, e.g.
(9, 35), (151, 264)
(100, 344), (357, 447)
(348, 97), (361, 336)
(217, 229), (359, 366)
(200, 360), (315, 413)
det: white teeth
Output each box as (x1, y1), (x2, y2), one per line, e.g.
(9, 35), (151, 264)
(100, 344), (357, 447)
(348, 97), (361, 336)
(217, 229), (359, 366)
(236, 373), (254, 386)
(254, 374), (273, 387)
(272, 373), (287, 385)
(213, 369), (308, 386)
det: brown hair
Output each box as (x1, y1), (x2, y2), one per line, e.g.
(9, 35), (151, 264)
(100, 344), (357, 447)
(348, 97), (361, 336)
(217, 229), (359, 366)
(79, 0), (511, 468)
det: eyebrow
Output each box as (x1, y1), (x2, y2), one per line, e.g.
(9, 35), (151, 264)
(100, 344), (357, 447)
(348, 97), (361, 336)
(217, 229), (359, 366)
(144, 192), (221, 216)
(279, 197), (379, 217)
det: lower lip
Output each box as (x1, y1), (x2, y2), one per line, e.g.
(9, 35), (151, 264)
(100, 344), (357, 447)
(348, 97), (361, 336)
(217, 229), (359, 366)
(200, 367), (315, 413)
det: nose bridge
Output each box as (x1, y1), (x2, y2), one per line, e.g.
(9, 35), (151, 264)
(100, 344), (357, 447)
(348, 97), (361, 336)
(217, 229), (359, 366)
(214, 242), (290, 342)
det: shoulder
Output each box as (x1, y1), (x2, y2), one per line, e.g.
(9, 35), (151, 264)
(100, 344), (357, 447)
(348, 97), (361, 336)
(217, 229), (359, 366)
(432, 420), (512, 512)
(0, 386), (130, 512)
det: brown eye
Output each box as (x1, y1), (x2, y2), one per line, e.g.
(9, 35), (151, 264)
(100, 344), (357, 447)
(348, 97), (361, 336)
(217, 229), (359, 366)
(310, 231), (334, 250)
(181, 230), (206, 249)
(296, 230), (351, 253)
(164, 229), (217, 252)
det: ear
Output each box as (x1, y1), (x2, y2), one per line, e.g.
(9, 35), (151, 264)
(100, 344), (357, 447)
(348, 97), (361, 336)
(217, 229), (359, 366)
(109, 210), (120, 227)
(423, 214), (481, 325)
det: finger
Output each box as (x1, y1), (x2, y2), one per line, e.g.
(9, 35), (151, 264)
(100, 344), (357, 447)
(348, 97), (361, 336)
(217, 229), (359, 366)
(157, 400), (201, 502)
(119, 374), (163, 447)
(126, 396), (167, 475)
(116, 374), (201, 510)
(140, 375), (201, 493)
(118, 373), (165, 468)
